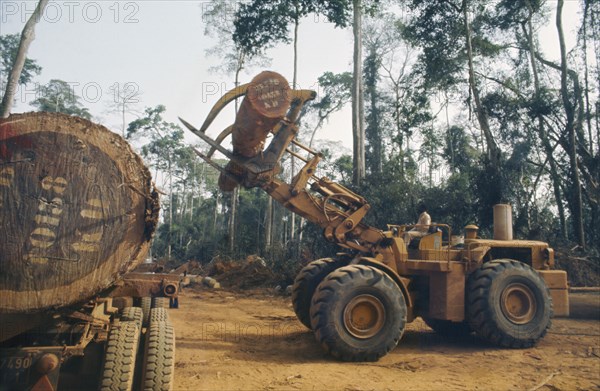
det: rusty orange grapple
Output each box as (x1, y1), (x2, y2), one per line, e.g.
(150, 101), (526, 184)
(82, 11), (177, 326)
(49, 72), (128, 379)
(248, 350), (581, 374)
(179, 71), (316, 191)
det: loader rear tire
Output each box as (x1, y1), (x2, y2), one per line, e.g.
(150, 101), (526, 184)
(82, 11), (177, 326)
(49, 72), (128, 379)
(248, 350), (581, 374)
(141, 321), (175, 391)
(292, 258), (344, 329)
(310, 265), (406, 361)
(99, 321), (140, 391)
(467, 259), (553, 348)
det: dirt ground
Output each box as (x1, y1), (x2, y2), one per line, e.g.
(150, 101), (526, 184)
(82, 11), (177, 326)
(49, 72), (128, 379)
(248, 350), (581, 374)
(171, 290), (600, 391)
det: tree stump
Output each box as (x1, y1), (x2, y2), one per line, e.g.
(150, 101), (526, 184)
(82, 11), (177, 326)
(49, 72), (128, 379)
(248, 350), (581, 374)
(0, 112), (159, 313)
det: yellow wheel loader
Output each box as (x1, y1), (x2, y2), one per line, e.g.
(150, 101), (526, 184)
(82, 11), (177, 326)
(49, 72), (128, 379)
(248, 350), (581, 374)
(181, 71), (569, 361)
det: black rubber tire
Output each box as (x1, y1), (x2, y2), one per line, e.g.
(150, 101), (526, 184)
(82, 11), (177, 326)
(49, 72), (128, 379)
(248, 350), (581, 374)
(467, 259), (553, 348)
(153, 297), (170, 309)
(292, 258), (344, 329)
(150, 307), (169, 325)
(422, 317), (472, 338)
(141, 297), (152, 327)
(310, 265), (407, 361)
(99, 321), (140, 391)
(121, 307), (143, 331)
(141, 321), (175, 391)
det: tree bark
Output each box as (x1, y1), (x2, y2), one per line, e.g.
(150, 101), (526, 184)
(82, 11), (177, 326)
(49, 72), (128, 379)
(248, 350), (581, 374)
(352, 0), (365, 186)
(1, 0), (49, 118)
(230, 65), (242, 254)
(0, 112), (158, 312)
(289, 14), (300, 242)
(581, 0), (594, 153)
(168, 158), (173, 261)
(522, 7), (568, 239)
(265, 197), (273, 249)
(228, 187), (238, 253)
(557, 0), (586, 248)
(462, 0), (500, 167)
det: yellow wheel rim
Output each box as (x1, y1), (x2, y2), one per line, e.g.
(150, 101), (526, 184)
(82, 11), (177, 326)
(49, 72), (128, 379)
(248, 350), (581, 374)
(500, 283), (537, 325)
(343, 294), (385, 339)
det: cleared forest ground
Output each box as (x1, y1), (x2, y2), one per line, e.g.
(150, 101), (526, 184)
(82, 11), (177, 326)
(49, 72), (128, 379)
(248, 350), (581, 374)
(171, 290), (599, 391)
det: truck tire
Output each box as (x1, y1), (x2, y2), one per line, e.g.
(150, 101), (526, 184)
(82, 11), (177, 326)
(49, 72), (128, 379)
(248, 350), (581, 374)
(141, 297), (152, 326)
(292, 258), (343, 329)
(422, 317), (472, 338)
(99, 321), (140, 391)
(153, 297), (170, 309)
(467, 259), (553, 348)
(150, 307), (169, 324)
(310, 265), (406, 361)
(121, 307), (143, 330)
(141, 321), (175, 391)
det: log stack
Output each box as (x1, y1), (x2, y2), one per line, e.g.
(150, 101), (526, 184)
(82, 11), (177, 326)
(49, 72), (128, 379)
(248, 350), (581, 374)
(0, 112), (159, 314)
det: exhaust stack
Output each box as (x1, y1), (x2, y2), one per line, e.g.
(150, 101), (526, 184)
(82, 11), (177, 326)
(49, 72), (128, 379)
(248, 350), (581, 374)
(493, 204), (513, 240)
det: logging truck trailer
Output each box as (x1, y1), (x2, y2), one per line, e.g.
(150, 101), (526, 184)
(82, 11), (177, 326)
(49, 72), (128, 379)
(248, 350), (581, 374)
(0, 113), (175, 390)
(181, 70), (570, 361)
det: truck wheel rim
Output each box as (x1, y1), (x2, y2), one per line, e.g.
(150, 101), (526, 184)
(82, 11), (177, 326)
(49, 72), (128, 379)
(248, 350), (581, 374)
(500, 283), (536, 325)
(343, 294), (385, 339)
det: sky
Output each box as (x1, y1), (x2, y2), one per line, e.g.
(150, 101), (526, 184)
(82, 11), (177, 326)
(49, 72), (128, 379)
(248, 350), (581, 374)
(0, 0), (582, 155)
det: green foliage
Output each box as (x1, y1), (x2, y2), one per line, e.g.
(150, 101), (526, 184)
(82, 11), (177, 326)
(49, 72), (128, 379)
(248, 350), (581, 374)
(160, 0), (599, 281)
(30, 79), (91, 119)
(203, 0), (271, 76)
(0, 34), (42, 87)
(401, 1), (467, 90)
(233, 0), (352, 56)
(313, 71), (353, 114)
(304, 71), (353, 145)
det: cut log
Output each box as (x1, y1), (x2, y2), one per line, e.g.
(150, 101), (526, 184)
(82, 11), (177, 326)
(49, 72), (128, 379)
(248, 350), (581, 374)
(218, 71), (291, 191)
(0, 112), (159, 313)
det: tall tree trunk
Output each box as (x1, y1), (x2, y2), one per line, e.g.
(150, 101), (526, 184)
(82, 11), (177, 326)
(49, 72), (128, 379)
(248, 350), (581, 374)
(581, 0), (594, 153)
(289, 15), (300, 242)
(352, 0), (365, 186)
(228, 187), (238, 253)
(1, 0), (49, 118)
(365, 50), (382, 175)
(121, 102), (126, 138)
(213, 192), (220, 244)
(168, 158), (173, 261)
(265, 197), (273, 249)
(557, 0), (586, 248)
(523, 6), (568, 239)
(394, 87), (404, 177)
(462, 0), (500, 167)
(229, 65), (243, 255)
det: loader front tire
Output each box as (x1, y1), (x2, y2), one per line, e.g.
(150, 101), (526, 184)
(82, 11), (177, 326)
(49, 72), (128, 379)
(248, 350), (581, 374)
(292, 258), (344, 329)
(467, 259), (553, 348)
(310, 265), (406, 361)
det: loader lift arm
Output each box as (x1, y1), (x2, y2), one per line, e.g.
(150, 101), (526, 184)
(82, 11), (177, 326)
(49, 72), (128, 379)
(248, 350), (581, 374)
(180, 80), (385, 254)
